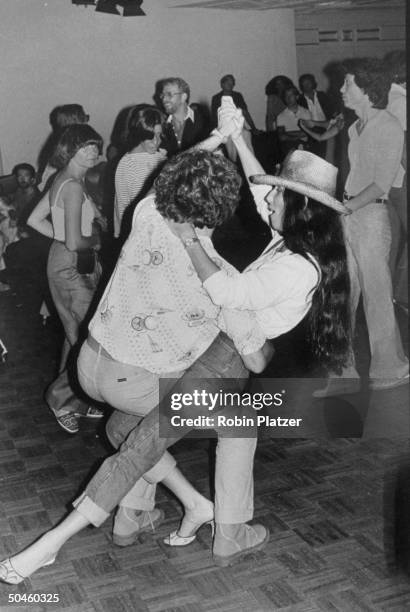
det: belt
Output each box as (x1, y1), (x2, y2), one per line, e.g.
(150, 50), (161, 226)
(86, 335), (115, 361)
(343, 192), (388, 204)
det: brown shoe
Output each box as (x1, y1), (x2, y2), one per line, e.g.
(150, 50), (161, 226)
(213, 523), (269, 567)
(53, 412), (79, 434)
(113, 508), (165, 546)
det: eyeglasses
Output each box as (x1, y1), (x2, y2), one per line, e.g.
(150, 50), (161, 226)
(160, 91), (182, 100)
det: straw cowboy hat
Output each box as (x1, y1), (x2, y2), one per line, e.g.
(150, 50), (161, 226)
(251, 150), (348, 215)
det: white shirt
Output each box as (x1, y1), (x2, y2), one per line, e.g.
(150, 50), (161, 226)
(388, 83), (406, 130)
(345, 110), (404, 198)
(276, 106), (311, 132)
(90, 195), (266, 373)
(387, 83), (406, 188)
(166, 105), (195, 125)
(203, 184), (319, 340)
(303, 92), (327, 122)
(114, 150), (166, 237)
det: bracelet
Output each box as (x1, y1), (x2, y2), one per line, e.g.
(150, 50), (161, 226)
(211, 129), (228, 144)
(182, 236), (200, 249)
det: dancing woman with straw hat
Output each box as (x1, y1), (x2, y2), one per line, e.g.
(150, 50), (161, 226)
(0, 107), (352, 582)
(171, 107), (351, 376)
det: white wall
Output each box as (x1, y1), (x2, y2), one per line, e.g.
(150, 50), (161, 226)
(295, 7), (405, 90)
(0, 0), (296, 172)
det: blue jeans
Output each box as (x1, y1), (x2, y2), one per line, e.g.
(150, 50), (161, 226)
(74, 333), (255, 525)
(77, 338), (182, 511)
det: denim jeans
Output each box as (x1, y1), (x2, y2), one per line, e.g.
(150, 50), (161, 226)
(74, 333), (255, 525)
(77, 339), (181, 511)
(342, 203), (408, 379)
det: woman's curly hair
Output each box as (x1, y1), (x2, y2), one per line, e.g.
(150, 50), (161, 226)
(154, 150), (241, 228)
(50, 124), (103, 169)
(282, 190), (351, 374)
(341, 57), (391, 109)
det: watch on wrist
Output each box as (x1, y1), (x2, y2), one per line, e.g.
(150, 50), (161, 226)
(182, 236), (200, 248)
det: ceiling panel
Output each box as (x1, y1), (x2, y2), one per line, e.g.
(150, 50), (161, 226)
(173, 0), (405, 12)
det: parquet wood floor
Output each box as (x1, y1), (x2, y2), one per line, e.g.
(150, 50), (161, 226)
(0, 224), (409, 611)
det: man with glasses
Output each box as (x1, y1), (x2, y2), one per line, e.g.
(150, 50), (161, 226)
(160, 77), (207, 155)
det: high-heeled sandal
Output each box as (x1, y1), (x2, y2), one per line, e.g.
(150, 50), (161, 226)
(0, 556), (56, 585)
(163, 502), (214, 547)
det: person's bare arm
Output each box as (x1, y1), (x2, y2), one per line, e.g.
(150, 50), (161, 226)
(27, 192), (54, 238)
(299, 114), (343, 142)
(345, 183), (385, 213)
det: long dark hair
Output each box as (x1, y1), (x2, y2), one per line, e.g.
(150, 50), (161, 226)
(281, 189), (350, 373)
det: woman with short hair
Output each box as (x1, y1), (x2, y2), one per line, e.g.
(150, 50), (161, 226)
(28, 124), (105, 433)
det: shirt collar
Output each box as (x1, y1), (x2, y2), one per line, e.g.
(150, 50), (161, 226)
(166, 105), (195, 123)
(390, 82), (406, 95)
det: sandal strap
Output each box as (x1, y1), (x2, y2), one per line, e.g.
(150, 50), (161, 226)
(0, 558), (25, 584)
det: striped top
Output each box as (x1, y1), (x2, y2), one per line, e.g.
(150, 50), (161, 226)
(114, 150), (167, 237)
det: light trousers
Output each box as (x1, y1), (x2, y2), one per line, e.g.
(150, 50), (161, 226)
(46, 241), (101, 416)
(389, 179), (407, 305)
(75, 333), (255, 525)
(343, 203), (408, 379)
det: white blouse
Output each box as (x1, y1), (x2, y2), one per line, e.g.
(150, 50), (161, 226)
(203, 184), (319, 340)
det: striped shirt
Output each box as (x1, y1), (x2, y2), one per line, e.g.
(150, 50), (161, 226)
(114, 150), (166, 237)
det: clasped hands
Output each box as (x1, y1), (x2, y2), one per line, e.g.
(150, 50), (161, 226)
(216, 106), (244, 142)
(328, 113), (344, 130)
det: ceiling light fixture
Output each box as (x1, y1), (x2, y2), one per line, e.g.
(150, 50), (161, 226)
(95, 0), (121, 14)
(119, 0), (145, 16)
(72, 0), (96, 5)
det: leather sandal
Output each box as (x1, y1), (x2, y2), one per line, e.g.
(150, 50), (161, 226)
(164, 501), (214, 547)
(0, 556), (56, 584)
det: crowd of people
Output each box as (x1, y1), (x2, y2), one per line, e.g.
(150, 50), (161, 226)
(0, 51), (407, 583)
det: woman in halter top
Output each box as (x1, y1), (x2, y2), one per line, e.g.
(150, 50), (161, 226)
(28, 124), (105, 434)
